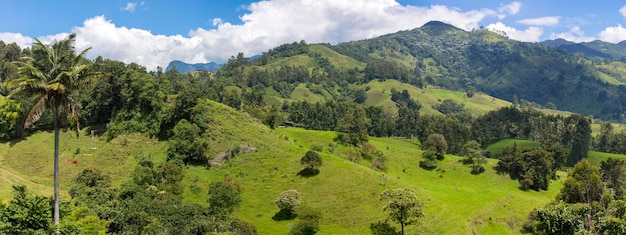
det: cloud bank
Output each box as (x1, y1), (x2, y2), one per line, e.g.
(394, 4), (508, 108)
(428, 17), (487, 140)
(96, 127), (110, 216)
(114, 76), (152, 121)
(1, 0), (525, 70)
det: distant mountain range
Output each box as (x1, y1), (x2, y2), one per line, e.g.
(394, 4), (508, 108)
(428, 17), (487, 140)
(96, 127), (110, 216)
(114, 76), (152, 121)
(540, 39), (626, 62)
(165, 60), (223, 73)
(165, 55), (262, 73)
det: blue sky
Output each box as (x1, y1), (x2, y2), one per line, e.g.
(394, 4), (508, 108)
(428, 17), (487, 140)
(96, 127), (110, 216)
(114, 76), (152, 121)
(2, 0), (626, 70)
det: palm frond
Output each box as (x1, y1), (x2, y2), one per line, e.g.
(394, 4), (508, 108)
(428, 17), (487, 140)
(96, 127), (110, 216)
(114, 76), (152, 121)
(23, 96), (48, 128)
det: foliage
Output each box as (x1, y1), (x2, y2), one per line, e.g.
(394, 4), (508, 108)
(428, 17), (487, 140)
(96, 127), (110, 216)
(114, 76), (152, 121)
(0, 95), (20, 140)
(300, 151), (323, 170)
(419, 147), (438, 170)
(208, 175), (244, 219)
(4, 33), (99, 227)
(559, 159), (606, 204)
(423, 133), (447, 160)
(390, 88), (421, 110)
(276, 189), (302, 214)
(166, 119), (209, 165)
(567, 115), (591, 165)
(0, 185), (52, 234)
(434, 99), (465, 115)
(496, 141), (565, 191)
(370, 221), (401, 235)
(462, 140), (486, 174)
(337, 105), (371, 146)
(379, 188), (423, 235)
(289, 206), (321, 235)
(600, 158), (626, 199)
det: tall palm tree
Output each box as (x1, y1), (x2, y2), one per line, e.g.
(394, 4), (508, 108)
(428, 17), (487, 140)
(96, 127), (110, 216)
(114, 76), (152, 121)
(5, 33), (98, 226)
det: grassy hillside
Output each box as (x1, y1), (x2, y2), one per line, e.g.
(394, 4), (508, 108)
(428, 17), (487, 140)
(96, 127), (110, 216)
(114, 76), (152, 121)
(0, 101), (566, 234)
(364, 79), (512, 115)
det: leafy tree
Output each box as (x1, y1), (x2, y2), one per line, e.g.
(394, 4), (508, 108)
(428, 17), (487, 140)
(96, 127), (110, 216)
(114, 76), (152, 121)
(462, 140), (486, 174)
(0, 185), (52, 234)
(559, 159), (605, 204)
(496, 142), (564, 191)
(600, 158), (626, 199)
(567, 115), (591, 165)
(434, 99), (464, 115)
(4, 34), (98, 226)
(419, 147), (438, 170)
(276, 190), (302, 215)
(301, 151), (323, 169)
(166, 119), (209, 165)
(379, 188), (424, 235)
(208, 175), (244, 219)
(337, 105), (371, 146)
(0, 95), (20, 140)
(423, 133), (448, 160)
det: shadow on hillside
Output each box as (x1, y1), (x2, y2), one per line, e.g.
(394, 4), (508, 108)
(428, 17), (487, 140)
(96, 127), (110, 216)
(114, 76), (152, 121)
(297, 168), (319, 178)
(272, 209), (297, 221)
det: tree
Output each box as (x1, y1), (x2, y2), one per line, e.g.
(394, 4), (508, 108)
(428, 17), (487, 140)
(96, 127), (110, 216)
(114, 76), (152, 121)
(337, 105), (371, 146)
(379, 188), (424, 235)
(4, 34), (98, 226)
(423, 133), (447, 160)
(558, 159), (605, 204)
(462, 140), (486, 174)
(419, 147), (438, 170)
(568, 115), (591, 165)
(276, 190), (302, 215)
(301, 151), (323, 169)
(208, 176), (244, 219)
(600, 158), (626, 199)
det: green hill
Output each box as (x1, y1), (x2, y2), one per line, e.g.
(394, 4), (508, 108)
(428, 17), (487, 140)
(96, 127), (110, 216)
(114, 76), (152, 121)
(1, 100), (567, 234)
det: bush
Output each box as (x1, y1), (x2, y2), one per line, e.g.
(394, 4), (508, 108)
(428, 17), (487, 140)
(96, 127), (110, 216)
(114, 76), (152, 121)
(289, 206), (321, 235)
(276, 190), (302, 213)
(301, 151), (322, 169)
(370, 221), (401, 235)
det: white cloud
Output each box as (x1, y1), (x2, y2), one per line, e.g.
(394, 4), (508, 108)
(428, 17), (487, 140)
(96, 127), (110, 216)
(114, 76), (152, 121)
(497, 1), (521, 19)
(620, 5), (626, 18)
(72, 16), (205, 70)
(0, 32), (33, 48)
(517, 16), (560, 26)
(486, 22), (543, 42)
(122, 2), (137, 12)
(599, 24), (626, 43)
(550, 26), (595, 42)
(0, 0), (524, 71)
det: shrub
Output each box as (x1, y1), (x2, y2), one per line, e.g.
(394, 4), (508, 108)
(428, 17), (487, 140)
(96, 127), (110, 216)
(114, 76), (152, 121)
(301, 151), (322, 169)
(276, 190), (302, 213)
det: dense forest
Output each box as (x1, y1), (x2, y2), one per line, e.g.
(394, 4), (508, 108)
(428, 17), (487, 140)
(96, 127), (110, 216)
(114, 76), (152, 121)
(3, 21), (626, 234)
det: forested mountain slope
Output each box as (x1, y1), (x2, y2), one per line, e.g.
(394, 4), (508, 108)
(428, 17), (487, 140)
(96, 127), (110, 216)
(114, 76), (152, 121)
(217, 21), (626, 122)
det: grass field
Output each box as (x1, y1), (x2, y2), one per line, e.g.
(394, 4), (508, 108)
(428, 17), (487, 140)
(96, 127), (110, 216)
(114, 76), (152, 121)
(1, 100), (621, 234)
(363, 79), (511, 116)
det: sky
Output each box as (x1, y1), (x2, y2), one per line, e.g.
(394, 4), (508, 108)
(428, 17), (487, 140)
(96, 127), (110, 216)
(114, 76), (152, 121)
(2, 0), (626, 71)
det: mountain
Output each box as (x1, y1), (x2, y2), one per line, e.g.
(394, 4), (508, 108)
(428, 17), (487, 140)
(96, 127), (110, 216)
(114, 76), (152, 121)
(218, 21), (626, 121)
(165, 60), (223, 73)
(540, 39), (626, 62)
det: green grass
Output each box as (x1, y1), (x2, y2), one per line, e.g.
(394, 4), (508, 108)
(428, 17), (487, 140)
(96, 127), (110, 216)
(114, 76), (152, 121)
(289, 83), (327, 102)
(1, 101), (603, 234)
(363, 79), (511, 116)
(485, 139), (542, 155)
(0, 131), (167, 200)
(309, 44), (366, 70)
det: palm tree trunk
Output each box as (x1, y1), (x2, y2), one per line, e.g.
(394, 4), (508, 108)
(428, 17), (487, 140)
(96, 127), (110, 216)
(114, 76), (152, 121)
(53, 105), (60, 228)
